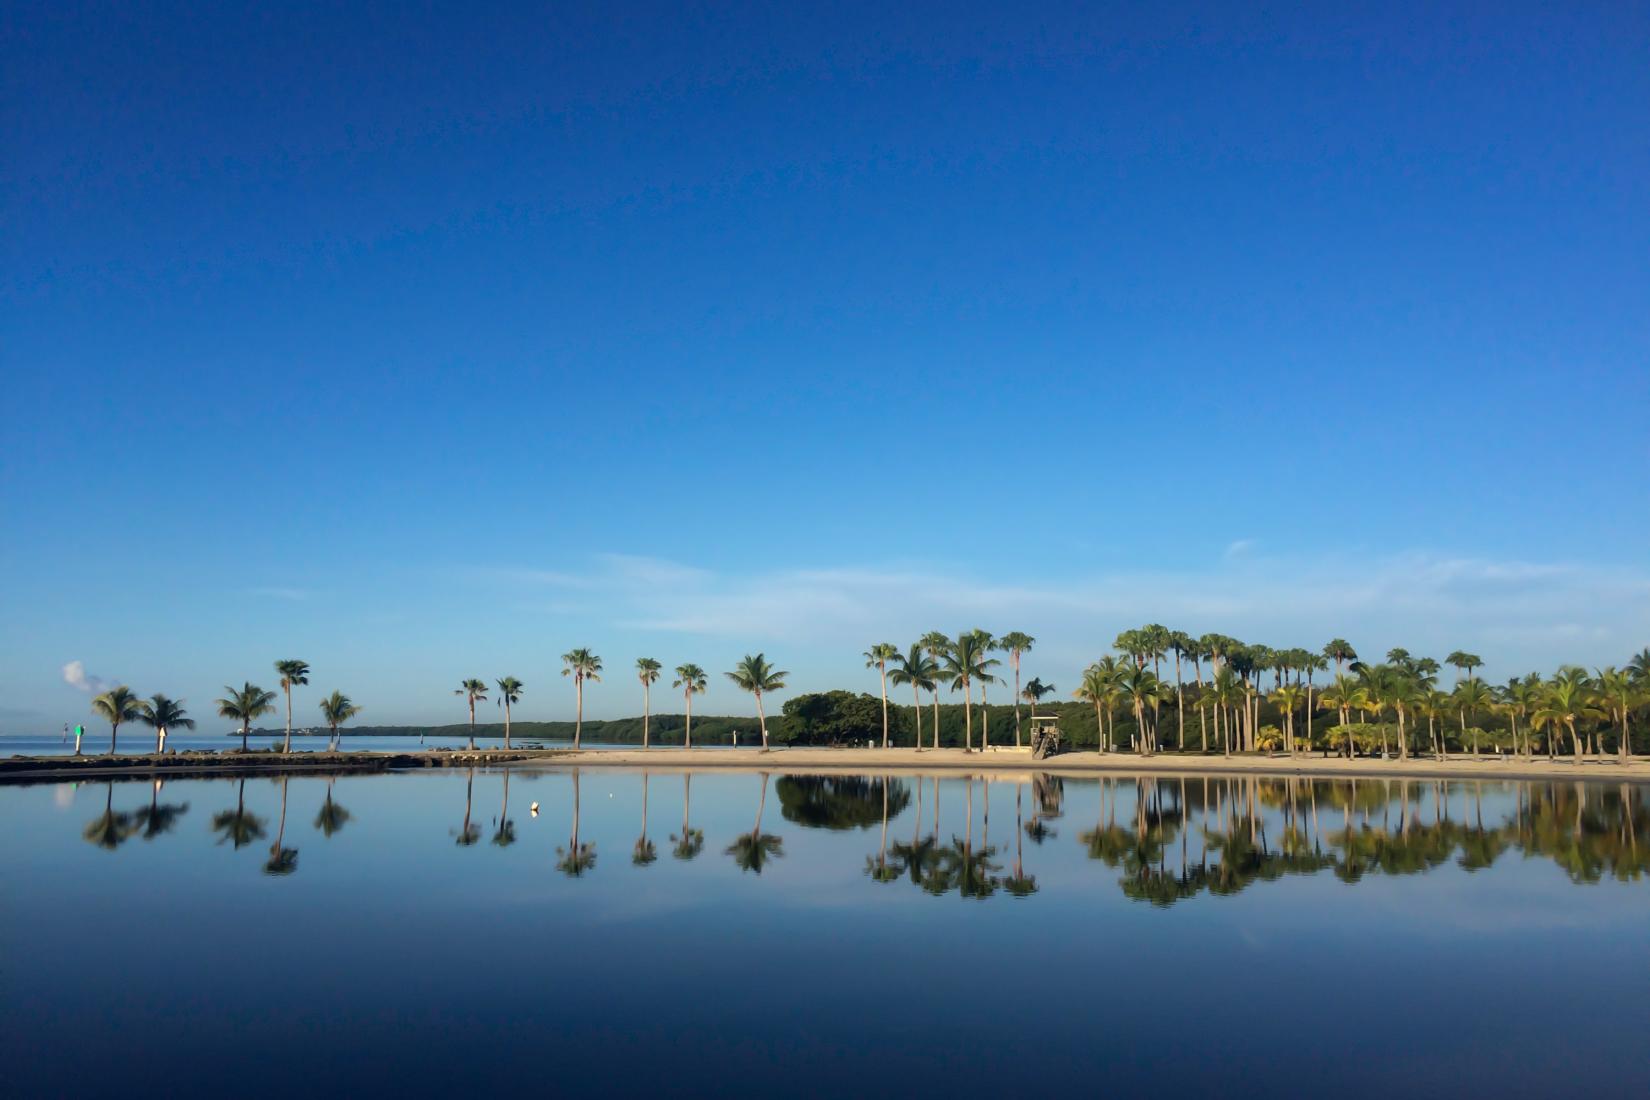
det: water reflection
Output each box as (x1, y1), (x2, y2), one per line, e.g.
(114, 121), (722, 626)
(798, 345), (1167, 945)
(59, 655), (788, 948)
(726, 771), (783, 874)
(210, 779), (266, 850)
(670, 773), (704, 860)
(48, 770), (1650, 899)
(314, 777), (350, 838)
(264, 775), (298, 876)
(556, 769), (595, 877)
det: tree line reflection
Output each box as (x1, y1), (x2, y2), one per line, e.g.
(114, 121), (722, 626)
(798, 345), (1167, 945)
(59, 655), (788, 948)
(77, 770), (1647, 899)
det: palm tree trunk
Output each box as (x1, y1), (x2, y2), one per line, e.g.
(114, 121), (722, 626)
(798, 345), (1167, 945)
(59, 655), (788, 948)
(685, 691), (694, 749)
(468, 698), (477, 751)
(963, 680), (973, 752)
(913, 684), (923, 749)
(879, 664), (889, 749)
(110, 720), (119, 755)
(574, 678), (583, 750)
(756, 690), (769, 750)
(1174, 651), (1184, 752)
(981, 683), (990, 751)
(240, 722), (248, 753)
(283, 684), (293, 754)
(504, 699), (513, 750)
(642, 682), (650, 750)
(1093, 702), (1103, 754)
(1012, 653), (1022, 748)
(931, 689), (940, 750)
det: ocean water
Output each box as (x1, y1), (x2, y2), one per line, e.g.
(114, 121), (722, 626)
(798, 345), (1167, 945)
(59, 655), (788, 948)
(2, 768), (1645, 1097)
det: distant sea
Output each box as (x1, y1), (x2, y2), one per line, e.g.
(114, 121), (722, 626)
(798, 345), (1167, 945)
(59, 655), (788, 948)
(0, 733), (721, 757)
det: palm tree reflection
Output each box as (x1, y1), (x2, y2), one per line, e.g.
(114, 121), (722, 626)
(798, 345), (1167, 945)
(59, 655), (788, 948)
(83, 783), (136, 851)
(132, 779), (190, 840)
(314, 777), (351, 839)
(556, 769), (596, 877)
(726, 772), (784, 874)
(671, 773), (704, 860)
(211, 779), (267, 850)
(263, 776), (298, 876)
(633, 773), (657, 866)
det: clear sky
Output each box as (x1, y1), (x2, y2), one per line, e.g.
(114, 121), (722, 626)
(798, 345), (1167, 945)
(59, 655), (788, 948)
(4, 2), (1647, 732)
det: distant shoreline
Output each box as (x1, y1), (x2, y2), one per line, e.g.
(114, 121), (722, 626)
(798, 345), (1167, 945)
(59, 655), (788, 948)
(4, 744), (1647, 786)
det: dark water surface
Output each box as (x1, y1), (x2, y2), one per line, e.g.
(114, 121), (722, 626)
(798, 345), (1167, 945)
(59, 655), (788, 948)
(4, 769), (1646, 1098)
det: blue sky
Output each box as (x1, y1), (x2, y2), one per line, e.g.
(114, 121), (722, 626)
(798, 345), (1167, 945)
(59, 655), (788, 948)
(4, 2), (1647, 732)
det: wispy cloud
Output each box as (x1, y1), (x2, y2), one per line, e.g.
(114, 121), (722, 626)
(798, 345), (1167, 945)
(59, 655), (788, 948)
(474, 550), (1650, 681)
(61, 660), (112, 695)
(248, 586), (313, 601)
(1224, 538), (1256, 558)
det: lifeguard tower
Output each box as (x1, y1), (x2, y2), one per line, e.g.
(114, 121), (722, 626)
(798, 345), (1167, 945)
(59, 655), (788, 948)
(1029, 714), (1064, 760)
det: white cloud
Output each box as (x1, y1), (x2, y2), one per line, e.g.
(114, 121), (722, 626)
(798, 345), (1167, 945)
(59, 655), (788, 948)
(482, 549), (1650, 685)
(1224, 539), (1256, 558)
(61, 660), (112, 695)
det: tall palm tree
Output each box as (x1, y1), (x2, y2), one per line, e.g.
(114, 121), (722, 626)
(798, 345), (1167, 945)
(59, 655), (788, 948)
(920, 631), (951, 746)
(494, 677), (523, 749)
(1207, 666), (1245, 757)
(561, 649), (602, 749)
(215, 683), (277, 753)
(972, 630), (1002, 750)
(1323, 639), (1357, 675)
(1302, 652), (1327, 753)
(999, 632), (1035, 747)
(1453, 677), (1495, 756)
(1536, 667), (1603, 763)
(1627, 647), (1650, 684)
(1119, 664), (1165, 755)
(726, 654), (788, 750)
(1167, 630), (1193, 751)
(940, 631), (995, 752)
(138, 694), (194, 754)
(864, 643), (899, 748)
(454, 679), (488, 750)
(91, 686), (145, 755)
(1271, 683), (1306, 756)
(317, 690), (361, 751)
(889, 644), (939, 749)
(1446, 650), (1484, 685)
(673, 663), (708, 747)
(1022, 677), (1055, 722)
(1075, 666), (1111, 754)
(273, 659), (310, 754)
(1595, 666), (1640, 763)
(635, 659), (662, 748)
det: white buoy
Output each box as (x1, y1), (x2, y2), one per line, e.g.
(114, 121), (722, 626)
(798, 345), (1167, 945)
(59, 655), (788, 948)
(530, 801), (540, 817)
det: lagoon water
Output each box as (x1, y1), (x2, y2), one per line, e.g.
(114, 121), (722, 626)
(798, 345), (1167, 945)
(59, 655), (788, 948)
(3, 768), (1646, 1097)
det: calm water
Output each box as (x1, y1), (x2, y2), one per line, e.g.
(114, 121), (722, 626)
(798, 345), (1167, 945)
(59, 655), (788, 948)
(3, 768), (1646, 1097)
(0, 735), (693, 757)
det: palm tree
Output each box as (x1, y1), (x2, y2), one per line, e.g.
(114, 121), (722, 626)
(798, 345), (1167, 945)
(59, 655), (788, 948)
(138, 694), (194, 754)
(1022, 677), (1056, 722)
(210, 779), (266, 849)
(1595, 666), (1640, 763)
(90, 686), (145, 755)
(1302, 652), (1328, 753)
(561, 649), (602, 749)
(1271, 683), (1306, 756)
(317, 691), (361, 751)
(215, 683), (277, 752)
(635, 659), (662, 748)
(264, 776), (299, 875)
(1168, 630), (1193, 750)
(726, 654), (788, 750)
(940, 631), (996, 752)
(673, 663), (708, 747)
(1453, 677), (1495, 756)
(1536, 667), (1603, 763)
(494, 677), (523, 749)
(1628, 647), (1650, 684)
(1000, 632), (1035, 747)
(888, 644), (939, 749)
(1075, 666), (1111, 755)
(454, 679), (488, 750)
(972, 630), (1002, 750)
(1119, 664), (1165, 755)
(1323, 639), (1358, 675)
(864, 643), (900, 749)
(1207, 666), (1246, 757)
(920, 631), (951, 746)
(273, 659), (310, 754)
(1446, 650), (1484, 685)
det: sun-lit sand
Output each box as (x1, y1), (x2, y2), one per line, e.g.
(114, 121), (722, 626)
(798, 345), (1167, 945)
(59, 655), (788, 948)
(520, 745), (1650, 783)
